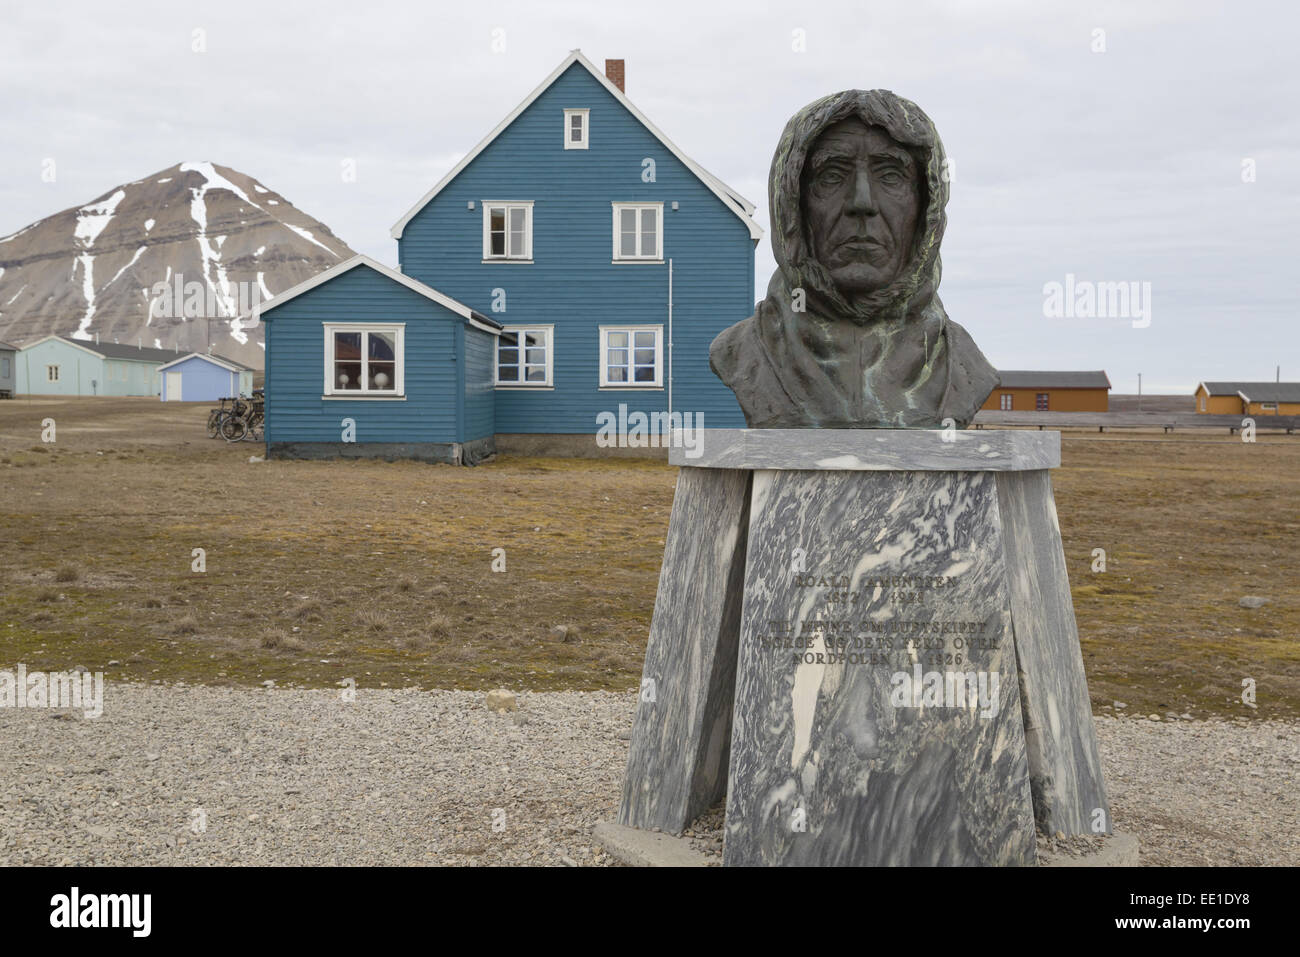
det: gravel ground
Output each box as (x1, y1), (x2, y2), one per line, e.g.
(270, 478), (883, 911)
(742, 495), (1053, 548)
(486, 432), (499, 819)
(1, 683), (1295, 866)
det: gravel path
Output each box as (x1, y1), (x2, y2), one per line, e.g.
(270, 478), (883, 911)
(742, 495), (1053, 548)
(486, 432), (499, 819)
(1, 683), (1295, 866)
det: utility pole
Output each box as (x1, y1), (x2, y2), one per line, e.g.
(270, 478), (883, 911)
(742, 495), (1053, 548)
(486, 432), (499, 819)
(1137, 373), (1142, 412)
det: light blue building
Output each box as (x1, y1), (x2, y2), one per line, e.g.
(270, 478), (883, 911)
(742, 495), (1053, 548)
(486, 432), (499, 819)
(157, 352), (254, 402)
(0, 340), (15, 398)
(261, 51), (760, 461)
(14, 335), (173, 396)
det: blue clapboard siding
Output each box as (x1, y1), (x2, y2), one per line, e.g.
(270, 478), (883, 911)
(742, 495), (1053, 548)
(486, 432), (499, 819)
(463, 324), (496, 441)
(263, 265), (463, 444)
(399, 61), (752, 433)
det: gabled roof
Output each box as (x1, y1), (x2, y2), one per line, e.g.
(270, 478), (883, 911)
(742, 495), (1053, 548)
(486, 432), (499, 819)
(253, 254), (502, 334)
(19, 334), (178, 363)
(995, 370), (1112, 389)
(390, 50), (763, 241)
(77, 338), (180, 362)
(157, 352), (255, 374)
(1198, 381), (1300, 402)
(1237, 383), (1300, 403)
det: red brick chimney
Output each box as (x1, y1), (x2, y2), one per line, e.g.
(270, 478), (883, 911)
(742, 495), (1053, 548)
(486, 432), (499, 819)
(605, 59), (625, 93)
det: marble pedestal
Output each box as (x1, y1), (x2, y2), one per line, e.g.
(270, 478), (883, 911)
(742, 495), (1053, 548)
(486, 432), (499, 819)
(616, 429), (1109, 867)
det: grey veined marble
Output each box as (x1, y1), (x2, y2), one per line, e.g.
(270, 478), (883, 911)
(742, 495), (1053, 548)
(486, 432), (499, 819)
(613, 431), (1110, 866)
(670, 428), (1059, 471)
(997, 470), (1111, 835)
(723, 468), (1037, 866)
(618, 468), (751, 834)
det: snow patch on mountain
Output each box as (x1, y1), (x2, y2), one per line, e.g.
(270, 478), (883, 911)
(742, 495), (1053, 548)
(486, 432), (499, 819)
(74, 253), (97, 338)
(105, 247), (147, 289)
(285, 224), (336, 255)
(74, 190), (125, 247)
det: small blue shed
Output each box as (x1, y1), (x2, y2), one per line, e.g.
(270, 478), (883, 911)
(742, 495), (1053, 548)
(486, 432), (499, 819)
(255, 255), (503, 464)
(158, 352), (254, 402)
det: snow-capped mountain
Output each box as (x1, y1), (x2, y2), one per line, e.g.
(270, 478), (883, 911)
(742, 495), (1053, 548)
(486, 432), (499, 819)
(0, 162), (355, 367)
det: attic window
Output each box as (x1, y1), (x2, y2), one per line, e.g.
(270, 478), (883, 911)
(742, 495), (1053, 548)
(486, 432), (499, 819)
(564, 109), (589, 150)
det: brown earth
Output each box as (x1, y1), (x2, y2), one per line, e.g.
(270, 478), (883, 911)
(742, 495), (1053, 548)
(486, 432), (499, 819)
(0, 397), (1295, 718)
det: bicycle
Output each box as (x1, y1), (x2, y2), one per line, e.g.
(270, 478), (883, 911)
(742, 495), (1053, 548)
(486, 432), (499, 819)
(207, 397), (236, 438)
(221, 393), (264, 442)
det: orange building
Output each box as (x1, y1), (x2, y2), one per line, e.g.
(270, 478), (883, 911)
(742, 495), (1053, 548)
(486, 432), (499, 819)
(1194, 382), (1300, 415)
(981, 371), (1111, 412)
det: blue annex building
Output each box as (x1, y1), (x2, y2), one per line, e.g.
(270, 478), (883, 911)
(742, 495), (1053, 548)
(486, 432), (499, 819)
(258, 51), (760, 463)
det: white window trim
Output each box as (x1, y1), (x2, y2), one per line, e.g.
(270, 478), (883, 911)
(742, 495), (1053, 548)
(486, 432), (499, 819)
(611, 202), (663, 262)
(482, 201), (534, 261)
(599, 324), (663, 389)
(47, 364), (59, 382)
(563, 109), (589, 149)
(322, 322), (405, 397)
(1000, 394), (1012, 411)
(495, 324), (554, 388)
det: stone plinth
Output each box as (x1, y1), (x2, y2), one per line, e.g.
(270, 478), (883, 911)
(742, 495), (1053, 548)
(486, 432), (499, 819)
(616, 429), (1110, 867)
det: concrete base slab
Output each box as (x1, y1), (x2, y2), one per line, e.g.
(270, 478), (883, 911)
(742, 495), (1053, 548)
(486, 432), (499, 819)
(1037, 831), (1140, 867)
(595, 821), (1138, 867)
(593, 821), (715, 867)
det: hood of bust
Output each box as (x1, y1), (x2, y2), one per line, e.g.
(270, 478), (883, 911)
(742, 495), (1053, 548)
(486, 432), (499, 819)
(768, 88), (948, 326)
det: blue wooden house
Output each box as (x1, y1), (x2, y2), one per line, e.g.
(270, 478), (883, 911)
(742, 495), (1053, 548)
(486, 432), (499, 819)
(157, 352), (255, 402)
(261, 51), (760, 462)
(258, 255), (503, 464)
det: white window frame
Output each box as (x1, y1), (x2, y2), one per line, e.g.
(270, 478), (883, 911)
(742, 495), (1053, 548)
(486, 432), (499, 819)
(495, 325), (554, 388)
(322, 323), (405, 397)
(611, 203), (663, 262)
(47, 364), (59, 382)
(482, 201), (534, 262)
(599, 325), (663, 388)
(563, 109), (589, 150)
(999, 394), (1012, 411)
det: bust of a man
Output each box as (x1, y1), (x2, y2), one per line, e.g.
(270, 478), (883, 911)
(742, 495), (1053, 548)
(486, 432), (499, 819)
(710, 90), (998, 429)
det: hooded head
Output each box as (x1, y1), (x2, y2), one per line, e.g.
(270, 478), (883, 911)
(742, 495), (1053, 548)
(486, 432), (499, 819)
(709, 89), (997, 430)
(768, 89), (948, 325)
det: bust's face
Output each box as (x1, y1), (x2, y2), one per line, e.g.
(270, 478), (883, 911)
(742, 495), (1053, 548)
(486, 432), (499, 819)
(802, 118), (922, 296)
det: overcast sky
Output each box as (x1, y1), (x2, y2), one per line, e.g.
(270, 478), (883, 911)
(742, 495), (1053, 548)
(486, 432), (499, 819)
(2, 0), (1295, 392)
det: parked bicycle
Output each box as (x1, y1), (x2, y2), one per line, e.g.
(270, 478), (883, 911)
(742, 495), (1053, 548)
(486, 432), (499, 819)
(220, 391), (264, 442)
(208, 391), (265, 442)
(206, 397), (236, 438)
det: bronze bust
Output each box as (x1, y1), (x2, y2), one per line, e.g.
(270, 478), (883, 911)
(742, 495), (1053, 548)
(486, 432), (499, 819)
(710, 90), (998, 429)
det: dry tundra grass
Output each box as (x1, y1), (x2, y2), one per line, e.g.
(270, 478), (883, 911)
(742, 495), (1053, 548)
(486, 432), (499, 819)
(0, 396), (1296, 718)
